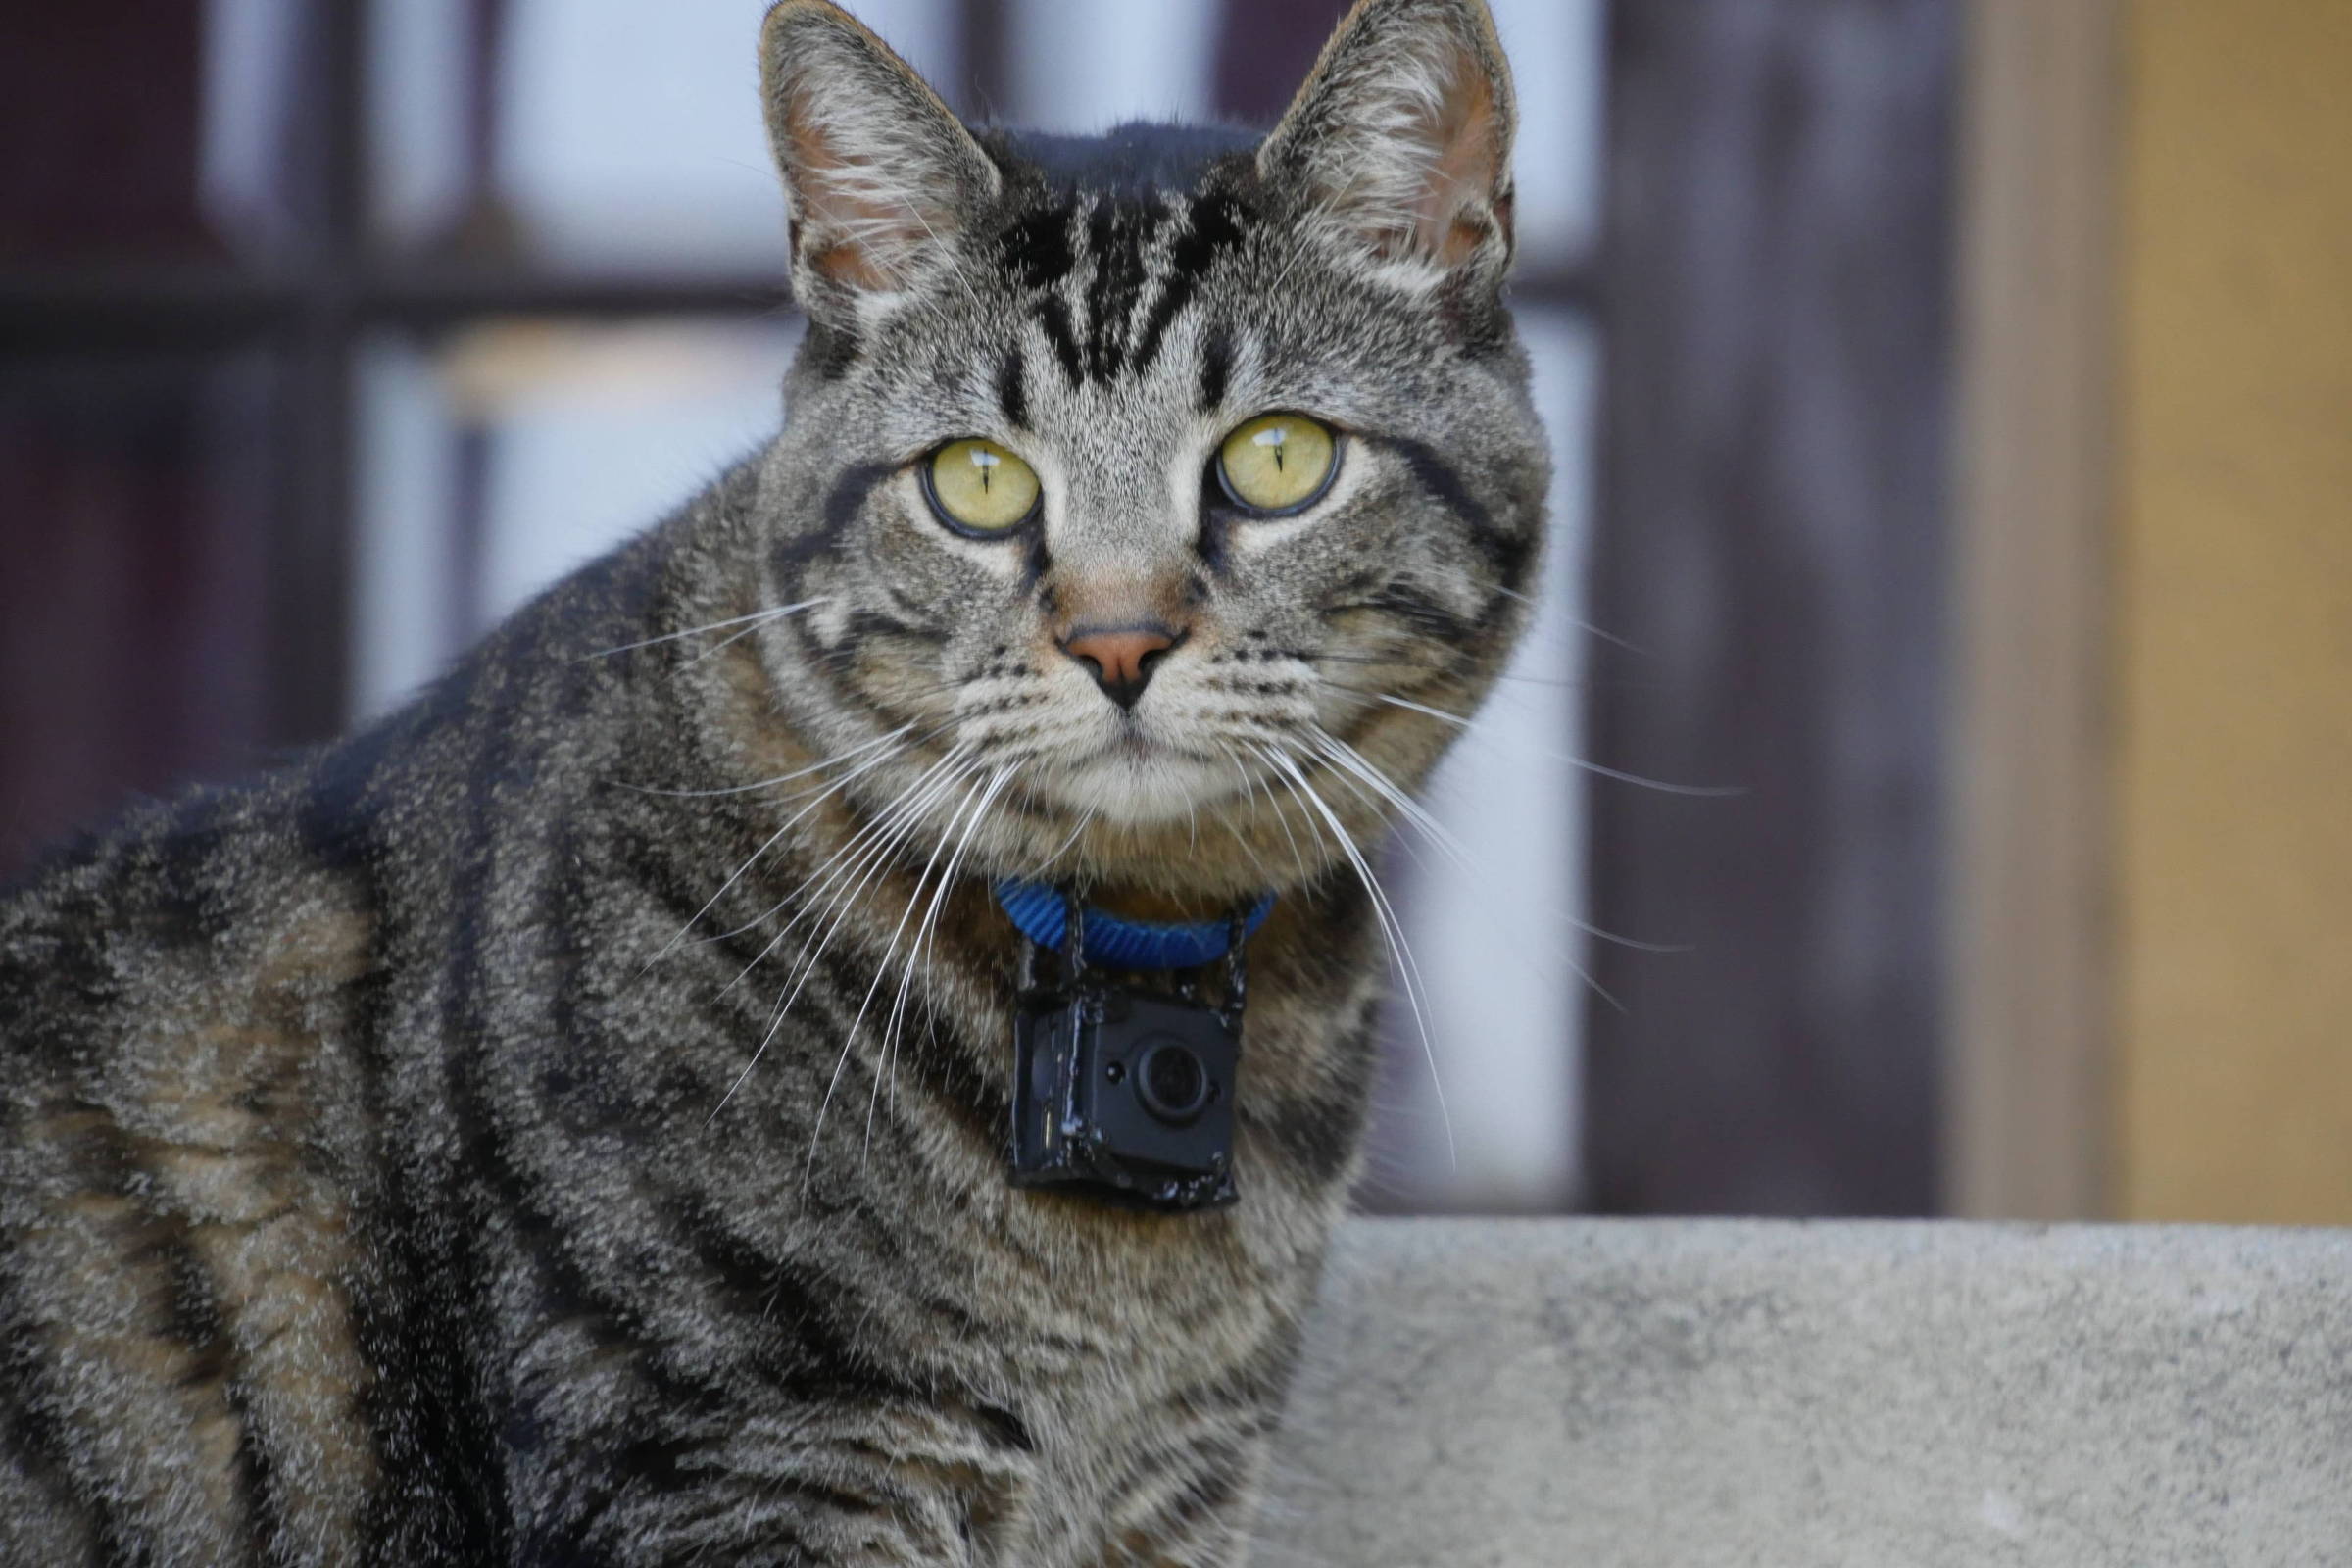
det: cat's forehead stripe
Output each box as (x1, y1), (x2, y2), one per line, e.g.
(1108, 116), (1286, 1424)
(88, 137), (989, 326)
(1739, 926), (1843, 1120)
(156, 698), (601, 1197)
(1129, 190), (1248, 378)
(1197, 323), (1233, 414)
(1001, 189), (1254, 392)
(996, 347), (1028, 431)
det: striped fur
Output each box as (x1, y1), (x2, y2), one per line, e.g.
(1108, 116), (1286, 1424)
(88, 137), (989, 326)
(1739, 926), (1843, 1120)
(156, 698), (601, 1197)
(0, 1), (1544, 1561)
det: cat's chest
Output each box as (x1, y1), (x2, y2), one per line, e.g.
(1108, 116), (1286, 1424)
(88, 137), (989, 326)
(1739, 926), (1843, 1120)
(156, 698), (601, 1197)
(960, 1189), (1332, 1552)
(935, 1149), (1338, 1419)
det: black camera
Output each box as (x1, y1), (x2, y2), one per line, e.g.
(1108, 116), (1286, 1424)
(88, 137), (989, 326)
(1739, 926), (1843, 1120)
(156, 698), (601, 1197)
(1009, 984), (1241, 1211)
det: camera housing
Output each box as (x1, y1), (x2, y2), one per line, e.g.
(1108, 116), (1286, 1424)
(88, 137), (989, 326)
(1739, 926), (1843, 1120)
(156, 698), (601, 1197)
(1009, 983), (1241, 1210)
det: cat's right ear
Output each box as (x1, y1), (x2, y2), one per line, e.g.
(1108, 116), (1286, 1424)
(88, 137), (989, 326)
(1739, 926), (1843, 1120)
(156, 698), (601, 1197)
(1257, 0), (1517, 292)
(760, 1), (999, 318)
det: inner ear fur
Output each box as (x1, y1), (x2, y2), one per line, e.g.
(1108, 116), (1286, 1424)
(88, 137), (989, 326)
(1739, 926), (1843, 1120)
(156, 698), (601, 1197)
(759, 0), (1000, 298)
(1257, 0), (1518, 275)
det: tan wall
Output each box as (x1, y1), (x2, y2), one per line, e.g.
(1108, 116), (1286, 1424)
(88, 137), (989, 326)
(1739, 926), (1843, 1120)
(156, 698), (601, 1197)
(2113, 0), (2352, 1221)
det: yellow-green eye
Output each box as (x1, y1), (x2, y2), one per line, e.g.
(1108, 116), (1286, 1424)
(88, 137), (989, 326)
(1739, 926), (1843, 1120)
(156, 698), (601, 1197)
(924, 438), (1041, 535)
(1216, 413), (1339, 514)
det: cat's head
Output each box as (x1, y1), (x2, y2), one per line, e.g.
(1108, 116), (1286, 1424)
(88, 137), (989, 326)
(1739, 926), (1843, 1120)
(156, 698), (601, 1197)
(747, 0), (1547, 900)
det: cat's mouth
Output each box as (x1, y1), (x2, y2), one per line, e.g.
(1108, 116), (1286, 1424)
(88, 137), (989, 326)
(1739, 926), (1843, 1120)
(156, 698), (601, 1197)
(1109, 724), (1199, 760)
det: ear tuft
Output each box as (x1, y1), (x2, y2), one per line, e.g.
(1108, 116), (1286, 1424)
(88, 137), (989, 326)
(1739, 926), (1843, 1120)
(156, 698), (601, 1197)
(760, 0), (999, 305)
(1258, 0), (1517, 282)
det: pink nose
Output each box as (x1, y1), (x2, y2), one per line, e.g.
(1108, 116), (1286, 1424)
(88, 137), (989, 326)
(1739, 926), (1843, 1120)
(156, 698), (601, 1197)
(1059, 624), (1180, 709)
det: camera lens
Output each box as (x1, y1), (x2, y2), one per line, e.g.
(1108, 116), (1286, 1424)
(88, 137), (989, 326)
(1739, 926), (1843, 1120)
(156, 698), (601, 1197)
(1134, 1038), (1210, 1125)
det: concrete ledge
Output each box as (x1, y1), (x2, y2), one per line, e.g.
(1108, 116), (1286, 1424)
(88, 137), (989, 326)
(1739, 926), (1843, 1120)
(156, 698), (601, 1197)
(1256, 1219), (2352, 1567)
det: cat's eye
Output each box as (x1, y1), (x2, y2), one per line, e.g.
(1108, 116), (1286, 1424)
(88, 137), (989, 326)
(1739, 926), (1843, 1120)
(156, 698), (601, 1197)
(1215, 413), (1339, 515)
(924, 438), (1042, 535)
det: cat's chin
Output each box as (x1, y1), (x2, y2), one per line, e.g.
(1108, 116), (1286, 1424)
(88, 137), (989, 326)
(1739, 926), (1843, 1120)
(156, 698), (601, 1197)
(1026, 745), (1249, 828)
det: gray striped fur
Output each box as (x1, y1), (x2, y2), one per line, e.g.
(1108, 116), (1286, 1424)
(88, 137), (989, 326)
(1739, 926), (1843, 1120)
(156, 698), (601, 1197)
(0, 1), (1544, 1561)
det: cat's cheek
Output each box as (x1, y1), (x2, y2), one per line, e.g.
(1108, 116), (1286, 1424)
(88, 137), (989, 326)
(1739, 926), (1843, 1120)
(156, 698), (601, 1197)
(861, 499), (1033, 629)
(896, 509), (1038, 580)
(1209, 444), (1379, 565)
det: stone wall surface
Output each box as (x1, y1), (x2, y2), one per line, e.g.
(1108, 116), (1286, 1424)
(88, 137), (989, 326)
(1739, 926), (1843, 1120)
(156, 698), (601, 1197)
(1255, 1218), (2352, 1567)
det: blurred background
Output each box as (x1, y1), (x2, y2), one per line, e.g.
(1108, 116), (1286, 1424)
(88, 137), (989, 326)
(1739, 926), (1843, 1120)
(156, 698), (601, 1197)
(2, 0), (2345, 1224)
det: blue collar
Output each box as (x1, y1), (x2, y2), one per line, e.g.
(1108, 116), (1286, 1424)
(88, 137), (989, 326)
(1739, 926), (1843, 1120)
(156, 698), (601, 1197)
(995, 880), (1275, 971)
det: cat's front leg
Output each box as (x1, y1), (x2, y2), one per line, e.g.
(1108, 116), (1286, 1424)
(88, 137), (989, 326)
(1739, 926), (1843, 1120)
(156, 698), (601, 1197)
(516, 1401), (1037, 1568)
(1085, 1439), (1268, 1568)
(536, 1475), (985, 1568)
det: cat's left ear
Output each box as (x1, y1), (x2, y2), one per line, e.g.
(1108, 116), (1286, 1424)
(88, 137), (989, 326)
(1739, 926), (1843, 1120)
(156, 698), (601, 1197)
(760, 0), (1000, 316)
(1257, 0), (1517, 288)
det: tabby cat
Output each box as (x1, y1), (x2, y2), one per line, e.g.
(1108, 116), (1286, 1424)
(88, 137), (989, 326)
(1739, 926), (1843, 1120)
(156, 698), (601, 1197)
(0, 0), (1544, 1561)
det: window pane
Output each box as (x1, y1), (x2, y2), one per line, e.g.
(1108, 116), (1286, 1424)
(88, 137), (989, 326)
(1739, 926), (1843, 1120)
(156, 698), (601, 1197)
(200, 0), (310, 263)
(0, 354), (278, 877)
(1489, 0), (1605, 271)
(6, 8), (226, 264)
(370, 0), (962, 272)
(353, 317), (804, 718)
(1006, 0), (1220, 130)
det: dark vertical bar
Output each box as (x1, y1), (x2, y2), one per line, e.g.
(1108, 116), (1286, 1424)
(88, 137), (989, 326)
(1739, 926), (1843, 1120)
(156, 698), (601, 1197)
(1583, 0), (1955, 1215)
(0, 4), (220, 261)
(0, 358), (275, 878)
(465, 0), (510, 190)
(956, 0), (1012, 122)
(0, 10), (270, 878)
(445, 425), (492, 653)
(440, 0), (517, 259)
(439, 0), (509, 661)
(1212, 0), (1352, 123)
(270, 0), (367, 745)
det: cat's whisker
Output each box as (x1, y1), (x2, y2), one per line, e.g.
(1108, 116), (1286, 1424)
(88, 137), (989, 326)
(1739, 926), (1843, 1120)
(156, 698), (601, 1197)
(1222, 739), (1315, 884)
(805, 764), (1006, 1188)
(745, 804), (955, 1086)
(1322, 728), (1681, 962)
(720, 746), (972, 995)
(711, 802), (915, 976)
(765, 751), (983, 1011)
(1369, 692), (1743, 798)
(680, 615), (774, 665)
(706, 749), (981, 1128)
(1309, 649), (1623, 692)
(725, 745), (976, 991)
(580, 597), (833, 661)
(1309, 733), (1640, 1005)
(1304, 742), (1441, 884)
(1033, 803), (1097, 876)
(677, 715), (966, 824)
(1207, 747), (1276, 887)
(614, 724), (912, 801)
(650, 734), (923, 968)
(700, 725), (977, 954)
(1308, 730), (1470, 872)
(1209, 741), (1296, 890)
(1256, 743), (1457, 1174)
(871, 768), (1004, 1145)
(870, 762), (1018, 1156)
(672, 736), (951, 954)
(838, 768), (992, 1166)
